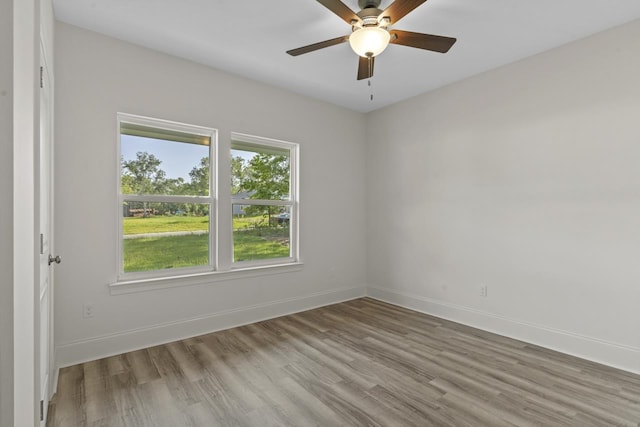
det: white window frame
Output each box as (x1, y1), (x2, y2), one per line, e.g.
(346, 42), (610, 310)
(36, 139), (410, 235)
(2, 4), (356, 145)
(231, 132), (299, 269)
(116, 113), (218, 281)
(111, 118), (303, 294)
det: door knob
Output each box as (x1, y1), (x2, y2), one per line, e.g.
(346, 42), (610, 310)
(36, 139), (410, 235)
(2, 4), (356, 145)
(48, 255), (61, 266)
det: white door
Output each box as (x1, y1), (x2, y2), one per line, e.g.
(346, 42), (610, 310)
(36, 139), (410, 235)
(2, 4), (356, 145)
(38, 44), (56, 426)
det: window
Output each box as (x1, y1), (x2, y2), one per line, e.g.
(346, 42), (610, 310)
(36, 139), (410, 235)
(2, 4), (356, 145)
(116, 115), (300, 286)
(231, 133), (298, 267)
(118, 113), (216, 279)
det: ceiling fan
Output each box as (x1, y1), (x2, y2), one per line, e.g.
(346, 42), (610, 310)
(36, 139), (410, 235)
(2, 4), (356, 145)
(287, 0), (457, 80)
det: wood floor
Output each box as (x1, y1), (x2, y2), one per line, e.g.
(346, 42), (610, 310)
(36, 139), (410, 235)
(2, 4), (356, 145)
(48, 298), (640, 426)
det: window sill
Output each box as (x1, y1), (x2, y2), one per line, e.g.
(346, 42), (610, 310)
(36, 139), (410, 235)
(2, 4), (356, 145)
(109, 262), (304, 295)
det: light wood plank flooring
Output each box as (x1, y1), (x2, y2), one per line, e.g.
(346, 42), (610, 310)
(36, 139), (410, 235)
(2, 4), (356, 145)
(48, 298), (640, 426)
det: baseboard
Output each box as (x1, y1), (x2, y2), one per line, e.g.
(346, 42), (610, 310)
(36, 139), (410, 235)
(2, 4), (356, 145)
(55, 285), (366, 369)
(367, 286), (640, 375)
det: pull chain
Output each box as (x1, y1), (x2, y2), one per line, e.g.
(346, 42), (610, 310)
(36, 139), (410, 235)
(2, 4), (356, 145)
(368, 79), (374, 101)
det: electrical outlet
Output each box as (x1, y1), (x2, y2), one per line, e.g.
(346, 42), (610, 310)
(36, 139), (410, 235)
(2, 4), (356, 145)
(480, 285), (488, 298)
(83, 303), (94, 318)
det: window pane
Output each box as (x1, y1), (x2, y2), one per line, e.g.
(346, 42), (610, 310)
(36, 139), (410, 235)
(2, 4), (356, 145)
(231, 145), (290, 200)
(232, 204), (291, 262)
(121, 134), (210, 196)
(122, 201), (209, 272)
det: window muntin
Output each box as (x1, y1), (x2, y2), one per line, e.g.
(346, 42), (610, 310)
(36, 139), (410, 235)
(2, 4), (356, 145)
(118, 113), (216, 278)
(231, 133), (298, 267)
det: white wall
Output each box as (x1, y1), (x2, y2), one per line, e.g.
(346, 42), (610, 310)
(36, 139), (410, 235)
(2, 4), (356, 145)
(54, 17), (640, 376)
(366, 19), (640, 374)
(54, 23), (368, 367)
(0, 0), (15, 423)
(7, 0), (40, 425)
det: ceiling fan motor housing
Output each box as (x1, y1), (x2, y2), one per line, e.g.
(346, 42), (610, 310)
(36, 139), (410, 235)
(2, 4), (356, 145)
(356, 10), (384, 26)
(358, 0), (382, 9)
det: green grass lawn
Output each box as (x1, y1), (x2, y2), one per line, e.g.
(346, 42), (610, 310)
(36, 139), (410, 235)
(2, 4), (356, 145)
(233, 215), (271, 229)
(123, 215), (209, 235)
(123, 215), (270, 235)
(124, 234), (209, 272)
(123, 217), (289, 272)
(234, 231), (290, 262)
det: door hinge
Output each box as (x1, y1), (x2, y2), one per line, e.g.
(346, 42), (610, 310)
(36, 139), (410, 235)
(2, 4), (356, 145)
(40, 66), (44, 89)
(40, 399), (44, 421)
(40, 233), (44, 255)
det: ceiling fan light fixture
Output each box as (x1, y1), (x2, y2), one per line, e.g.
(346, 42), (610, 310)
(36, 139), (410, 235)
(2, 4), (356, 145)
(349, 26), (390, 58)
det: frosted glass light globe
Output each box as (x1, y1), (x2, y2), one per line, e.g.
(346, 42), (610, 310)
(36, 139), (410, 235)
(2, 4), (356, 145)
(349, 26), (390, 57)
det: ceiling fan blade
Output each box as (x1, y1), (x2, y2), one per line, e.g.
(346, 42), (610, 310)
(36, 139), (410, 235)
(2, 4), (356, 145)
(357, 56), (374, 80)
(379, 0), (427, 24)
(389, 30), (456, 53)
(286, 35), (349, 56)
(316, 0), (360, 25)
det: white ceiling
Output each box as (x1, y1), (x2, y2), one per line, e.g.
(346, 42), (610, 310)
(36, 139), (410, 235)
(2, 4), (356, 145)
(53, 0), (640, 113)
